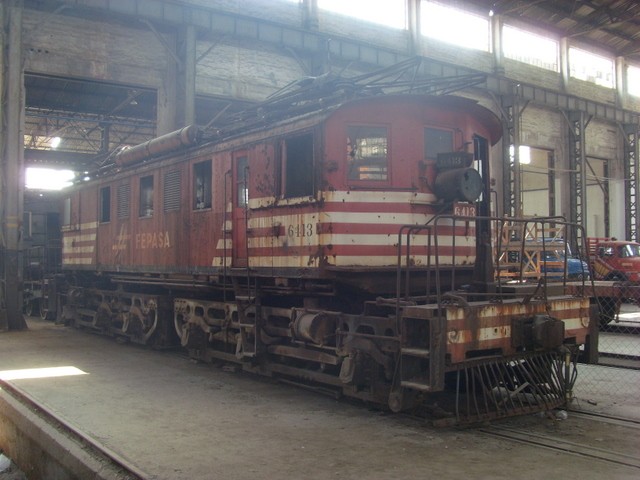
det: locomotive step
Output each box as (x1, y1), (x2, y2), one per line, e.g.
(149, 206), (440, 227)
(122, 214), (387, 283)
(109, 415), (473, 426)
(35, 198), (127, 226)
(234, 295), (256, 303)
(400, 378), (434, 392)
(400, 347), (431, 358)
(76, 308), (98, 317)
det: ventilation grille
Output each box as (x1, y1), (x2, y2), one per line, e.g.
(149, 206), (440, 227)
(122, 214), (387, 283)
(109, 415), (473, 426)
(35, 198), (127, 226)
(164, 170), (182, 212)
(117, 183), (130, 219)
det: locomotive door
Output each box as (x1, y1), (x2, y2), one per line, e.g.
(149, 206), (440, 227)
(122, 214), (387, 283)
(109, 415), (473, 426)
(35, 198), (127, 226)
(232, 152), (249, 267)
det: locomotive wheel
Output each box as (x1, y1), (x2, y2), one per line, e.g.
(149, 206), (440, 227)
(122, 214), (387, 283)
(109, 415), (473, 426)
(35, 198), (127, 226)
(123, 305), (157, 343)
(123, 306), (143, 336)
(39, 298), (51, 320)
(25, 299), (41, 318)
(94, 302), (113, 329)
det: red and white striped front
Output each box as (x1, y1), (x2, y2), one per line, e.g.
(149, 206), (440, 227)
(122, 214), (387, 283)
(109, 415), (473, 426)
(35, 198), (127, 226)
(212, 190), (476, 269)
(62, 221), (97, 266)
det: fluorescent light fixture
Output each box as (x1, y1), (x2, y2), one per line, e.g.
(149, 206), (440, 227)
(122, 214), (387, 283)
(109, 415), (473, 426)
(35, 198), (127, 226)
(50, 136), (61, 149)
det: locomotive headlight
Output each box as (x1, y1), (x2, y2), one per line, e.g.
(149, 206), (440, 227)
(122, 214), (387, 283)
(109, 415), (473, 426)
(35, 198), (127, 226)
(433, 167), (483, 203)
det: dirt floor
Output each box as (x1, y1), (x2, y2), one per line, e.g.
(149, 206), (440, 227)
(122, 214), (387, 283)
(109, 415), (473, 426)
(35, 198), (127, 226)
(1, 318), (639, 480)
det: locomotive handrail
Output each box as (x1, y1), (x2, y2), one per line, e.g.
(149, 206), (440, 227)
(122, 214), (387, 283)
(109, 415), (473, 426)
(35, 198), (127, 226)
(395, 214), (596, 326)
(223, 169), (232, 302)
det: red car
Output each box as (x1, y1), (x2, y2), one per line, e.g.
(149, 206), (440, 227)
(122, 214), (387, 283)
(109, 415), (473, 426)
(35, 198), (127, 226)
(588, 238), (640, 282)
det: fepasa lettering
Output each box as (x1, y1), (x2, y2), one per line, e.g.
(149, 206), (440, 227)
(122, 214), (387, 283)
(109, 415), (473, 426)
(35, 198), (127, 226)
(135, 231), (171, 249)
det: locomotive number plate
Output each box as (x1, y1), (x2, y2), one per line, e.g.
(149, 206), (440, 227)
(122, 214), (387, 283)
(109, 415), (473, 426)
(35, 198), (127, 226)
(453, 202), (476, 217)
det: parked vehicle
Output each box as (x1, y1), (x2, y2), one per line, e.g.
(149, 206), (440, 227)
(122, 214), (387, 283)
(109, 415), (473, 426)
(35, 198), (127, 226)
(538, 244), (591, 280)
(587, 237), (640, 282)
(499, 237), (590, 281)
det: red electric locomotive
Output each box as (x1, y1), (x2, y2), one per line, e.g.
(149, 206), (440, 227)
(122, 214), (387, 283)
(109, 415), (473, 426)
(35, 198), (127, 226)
(57, 88), (594, 423)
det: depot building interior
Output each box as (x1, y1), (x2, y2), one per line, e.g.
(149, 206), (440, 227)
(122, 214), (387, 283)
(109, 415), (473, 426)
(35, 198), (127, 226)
(2, 0), (635, 311)
(1, 0), (640, 477)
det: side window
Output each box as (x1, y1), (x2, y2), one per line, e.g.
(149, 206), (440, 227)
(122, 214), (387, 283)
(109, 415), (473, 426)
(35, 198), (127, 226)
(63, 197), (71, 226)
(600, 246), (614, 257)
(193, 160), (212, 210)
(237, 156), (248, 208)
(99, 186), (111, 223)
(347, 126), (388, 181)
(283, 133), (314, 198)
(425, 128), (454, 160)
(139, 175), (154, 217)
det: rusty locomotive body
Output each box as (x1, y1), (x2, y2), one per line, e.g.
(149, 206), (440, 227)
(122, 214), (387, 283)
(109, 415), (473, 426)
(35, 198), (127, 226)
(57, 93), (593, 423)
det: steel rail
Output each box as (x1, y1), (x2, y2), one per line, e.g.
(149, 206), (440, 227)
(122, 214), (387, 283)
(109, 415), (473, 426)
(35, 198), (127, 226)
(480, 424), (640, 469)
(0, 378), (148, 479)
(569, 410), (640, 429)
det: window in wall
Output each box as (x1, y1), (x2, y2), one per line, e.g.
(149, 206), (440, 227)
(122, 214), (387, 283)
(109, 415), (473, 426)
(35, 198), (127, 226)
(425, 128), (454, 160)
(347, 126), (388, 181)
(569, 47), (614, 88)
(629, 65), (640, 97)
(139, 175), (154, 217)
(519, 147), (555, 218)
(117, 183), (130, 219)
(193, 160), (212, 210)
(99, 186), (111, 223)
(318, 0), (406, 29)
(502, 24), (559, 71)
(163, 170), (181, 213)
(25, 167), (75, 191)
(283, 133), (314, 198)
(421, 1), (490, 52)
(586, 157), (609, 238)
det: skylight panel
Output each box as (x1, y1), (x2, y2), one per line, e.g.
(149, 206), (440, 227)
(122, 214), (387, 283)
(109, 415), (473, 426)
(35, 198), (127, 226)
(421, 1), (490, 52)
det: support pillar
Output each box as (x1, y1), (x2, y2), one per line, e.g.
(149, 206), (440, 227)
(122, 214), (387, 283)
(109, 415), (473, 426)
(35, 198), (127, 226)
(567, 110), (588, 248)
(177, 24), (196, 127)
(622, 124), (639, 241)
(1, 1), (27, 331)
(155, 23), (195, 133)
(500, 92), (521, 218)
(407, 0), (421, 56)
(491, 14), (504, 75)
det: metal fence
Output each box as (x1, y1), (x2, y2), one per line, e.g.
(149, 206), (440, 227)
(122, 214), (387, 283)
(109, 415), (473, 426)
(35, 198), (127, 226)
(575, 296), (640, 413)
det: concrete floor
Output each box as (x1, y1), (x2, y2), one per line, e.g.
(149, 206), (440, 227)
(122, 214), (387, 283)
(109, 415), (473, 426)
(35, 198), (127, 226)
(1, 318), (639, 480)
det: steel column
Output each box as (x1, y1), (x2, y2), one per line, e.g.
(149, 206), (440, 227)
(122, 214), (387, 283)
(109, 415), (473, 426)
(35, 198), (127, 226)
(1, 1), (27, 331)
(500, 93), (521, 218)
(567, 110), (588, 247)
(181, 24), (196, 127)
(622, 124), (639, 241)
(0, 1), (5, 331)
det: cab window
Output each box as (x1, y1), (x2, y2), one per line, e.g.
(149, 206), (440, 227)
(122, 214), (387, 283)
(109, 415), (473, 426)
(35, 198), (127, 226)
(139, 175), (154, 217)
(347, 126), (388, 181)
(99, 186), (111, 223)
(283, 133), (314, 198)
(193, 160), (212, 210)
(425, 128), (454, 160)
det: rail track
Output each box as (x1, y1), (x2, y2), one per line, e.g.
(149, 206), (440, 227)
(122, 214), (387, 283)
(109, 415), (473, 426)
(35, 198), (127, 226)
(479, 411), (640, 470)
(602, 323), (640, 335)
(0, 379), (147, 480)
